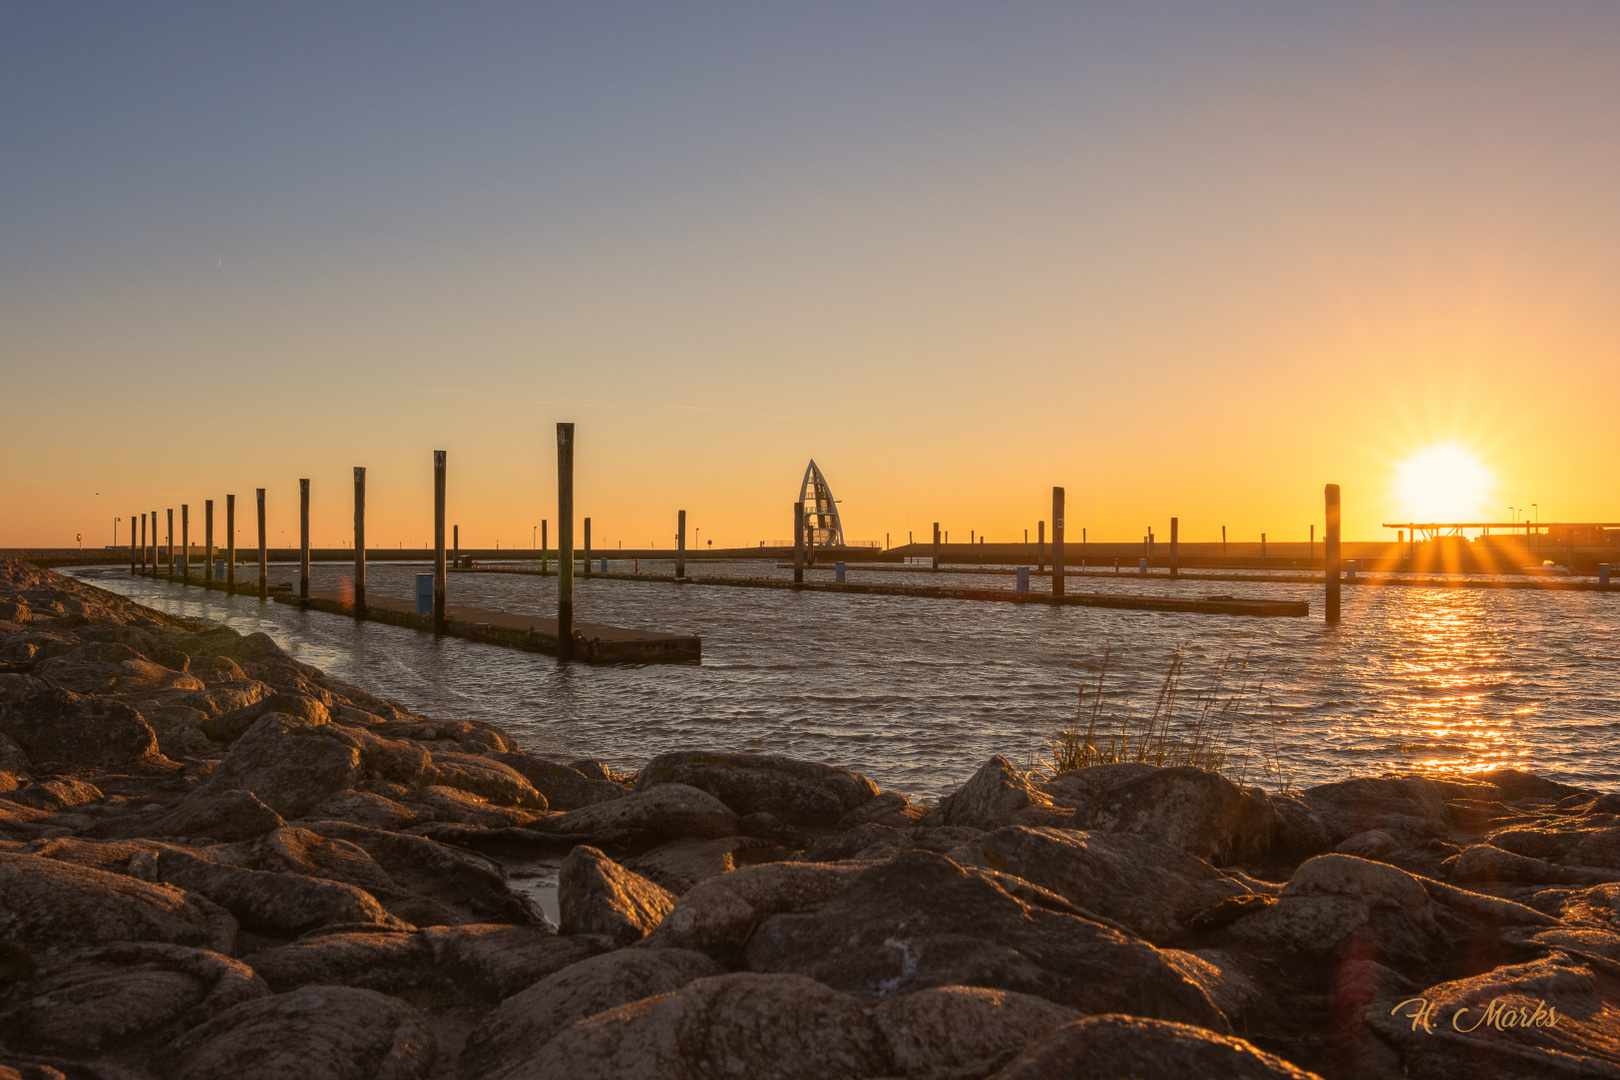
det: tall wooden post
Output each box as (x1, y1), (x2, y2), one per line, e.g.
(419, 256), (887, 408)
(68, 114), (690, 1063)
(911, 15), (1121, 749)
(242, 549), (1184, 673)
(541, 520), (548, 573)
(1261, 533), (1267, 559)
(298, 479), (310, 599)
(1170, 517), (1179, 576)
(226, 496), (236, 589)
(932, 522), (941, 570)
(1309, 524), (1315, 562)
(433, 451), (446, 633)
(166, 509), (174, 578)
(453, 524), (459, 568)
(583, 517), (592, 577)
(1037, 520), (1045, 572)
(1222, 525), (1227, 557)
(1325, 484), (1341, 625)
(256, 488), (268, 602)
(676, 511), (686, 579)
(557, 423), (575, 657)
(138, 513), (146, 574)
(353, 468), (367, 616)
(181, 504), (190, 584)
(794, 504), (805, 585)
(130, 511), (138, 573)
(204, 500), (214, 584)
(1052, 487), (1065, 596)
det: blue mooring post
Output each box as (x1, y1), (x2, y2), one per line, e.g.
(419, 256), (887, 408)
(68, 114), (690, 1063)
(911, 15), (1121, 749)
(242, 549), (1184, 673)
(835, 562), (846, 583)
(1600, 563), (1611, 585)
(415, 574), (433, 615)
(1016, 566), (1030, 593)
(1138, 558), (1147, 574)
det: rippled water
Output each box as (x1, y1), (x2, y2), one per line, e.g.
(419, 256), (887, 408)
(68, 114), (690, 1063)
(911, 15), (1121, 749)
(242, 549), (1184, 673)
(69, 561), (1620, 799)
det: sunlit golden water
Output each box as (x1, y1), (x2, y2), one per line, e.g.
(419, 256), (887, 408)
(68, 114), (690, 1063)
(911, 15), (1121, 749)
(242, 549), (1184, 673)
(73, 562), (1620, 799)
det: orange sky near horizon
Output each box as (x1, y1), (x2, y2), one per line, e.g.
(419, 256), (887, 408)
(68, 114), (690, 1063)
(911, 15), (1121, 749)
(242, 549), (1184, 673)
(3, 5), (1617, 551)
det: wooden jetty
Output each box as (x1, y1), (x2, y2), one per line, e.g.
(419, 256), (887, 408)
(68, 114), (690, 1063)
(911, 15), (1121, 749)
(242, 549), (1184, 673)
(463, 565), (1310, 618)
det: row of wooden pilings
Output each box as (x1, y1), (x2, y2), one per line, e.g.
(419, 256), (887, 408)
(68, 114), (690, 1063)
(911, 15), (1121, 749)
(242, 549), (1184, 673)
(129, 492), (270, 601)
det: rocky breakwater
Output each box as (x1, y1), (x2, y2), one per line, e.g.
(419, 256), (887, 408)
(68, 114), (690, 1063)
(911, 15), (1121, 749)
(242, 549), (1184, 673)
(1, 558), (1618, 1079)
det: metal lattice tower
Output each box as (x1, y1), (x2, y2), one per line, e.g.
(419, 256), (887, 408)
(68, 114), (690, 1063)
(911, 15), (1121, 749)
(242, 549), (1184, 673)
(798, 460), (844, 547)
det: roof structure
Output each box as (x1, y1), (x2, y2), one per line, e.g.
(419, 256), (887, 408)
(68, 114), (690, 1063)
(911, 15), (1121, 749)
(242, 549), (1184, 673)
(799, 460), (844, 547)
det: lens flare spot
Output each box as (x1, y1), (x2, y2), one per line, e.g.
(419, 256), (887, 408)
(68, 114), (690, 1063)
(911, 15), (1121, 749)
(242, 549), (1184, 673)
(1395, 444), (1493, 522)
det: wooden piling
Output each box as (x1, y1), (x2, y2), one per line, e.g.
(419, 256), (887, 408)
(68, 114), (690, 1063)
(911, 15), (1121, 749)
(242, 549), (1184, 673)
(130, 511), (138, 573)
(1222, 525), (1227, 557)
(932, 522), (940, 571)
(1325, 484), (1341, 625)
(1037, 520), (1045, 572)
(794, 503), (805, 585)
(226, 496), (236, 589)
(557, 423), (575, 657)
(541, 520), (548, 573)
(138, 513), (146, 574)
(205, 500), (214, 583)
(1261, 533), (1267, 560)
(1309, 524), (1314, 562)
(1170, 517), (1179, 577)
(256, 488), (267, 602)
(353, 468), (366, 616)
(433, 451), (446, 633)
(166, 509), (174, 577)
(181, 505), (190, 584)
(454, 524), (459, 568)
(299, 480), (310, 599)
(1052, 487), (1065, 596)
(676, 510), (686, 579)
(583, 517), (592, 577)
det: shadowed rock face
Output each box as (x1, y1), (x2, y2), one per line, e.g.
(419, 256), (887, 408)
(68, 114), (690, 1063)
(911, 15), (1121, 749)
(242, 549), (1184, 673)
(0, 687), (158, 768)
(0, 852), (237, 954)
(1077, 765), (1281, 865)
(537, 783), (740, 844)
(931, 756), (1073, 832)
(995, 1014), (1325, 1079)
(558, 846), (677, 946)
(202, 713), (363, 818)
(635, 751), (879, 827)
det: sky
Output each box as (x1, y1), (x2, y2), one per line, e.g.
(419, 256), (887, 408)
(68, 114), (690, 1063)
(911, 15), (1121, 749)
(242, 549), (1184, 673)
(3, 2), (1617, 551)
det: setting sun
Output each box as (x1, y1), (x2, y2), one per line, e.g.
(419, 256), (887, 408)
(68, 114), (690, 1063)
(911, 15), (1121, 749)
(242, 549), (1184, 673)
(1395, 444), (1495, 522)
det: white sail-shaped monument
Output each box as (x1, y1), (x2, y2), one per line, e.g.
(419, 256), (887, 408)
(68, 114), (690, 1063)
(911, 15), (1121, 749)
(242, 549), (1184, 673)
(799, 460), (844, 547)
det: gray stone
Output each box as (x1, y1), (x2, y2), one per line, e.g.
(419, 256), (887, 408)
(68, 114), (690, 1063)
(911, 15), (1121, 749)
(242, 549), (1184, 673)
(1078, 766), (1279, 865)
(994, 1014), (1324, 1079)
(538, 783), (740, 843)
(203, 712), (362, 818)
(0, 688), (158, 768)
(635, 751), (879, 827)
(932, 757), (1072, 832)
(0, 852), (236, 954)
(642, 860), (869, 964)
(873, 985), (1080, 1079)
(558, 845), (677, 946)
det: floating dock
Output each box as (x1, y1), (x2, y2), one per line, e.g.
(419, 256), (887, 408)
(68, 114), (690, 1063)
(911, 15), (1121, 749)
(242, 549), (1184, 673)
(463, 566), (1309, 618)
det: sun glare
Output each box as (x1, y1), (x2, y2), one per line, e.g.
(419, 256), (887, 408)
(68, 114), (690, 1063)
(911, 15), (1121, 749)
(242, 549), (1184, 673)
(1394, 444), (1494, 522)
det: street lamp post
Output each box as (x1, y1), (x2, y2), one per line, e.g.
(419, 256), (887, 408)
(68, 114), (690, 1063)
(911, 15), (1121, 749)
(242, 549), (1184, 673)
(114, 517), (121, 547)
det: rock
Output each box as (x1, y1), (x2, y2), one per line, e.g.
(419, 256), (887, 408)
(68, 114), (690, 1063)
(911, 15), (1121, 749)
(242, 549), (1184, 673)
(1336, 829), (1402, 859)
(460, 947), (725, 1077)
(873, 985), (1080, 1079)
(488, 751), (629, 810)
(0, 942), (267, 1054)
(0, 688), (157, 768)
(421, 923), (601, 1000)
(624, 837), (773, 895)
(943, 826), (1253, 943)
(238, 827), (400, 896)
(166, 985), (435, 1080)
(1270, 792), (1332, 858)
(343, 727), (432, 787)
(1078, 766), (1279, 865)
(1367, 953), (1620, 1080)
(2, 778), (101, 813)
(1446, 844), (1620, 887)
(538, 784), (740, 844)
(1557, 883), (1620, 932)
(203, 712), (362, 818)
(303, 790), (423, 831)
(399, 785), (543, 829)
(932, 757), (1072, 832)
(493, 972), (889, 1080)
(993, 1014), (1324, 1079)
(745, 851), (1225, 1027)
(642, 860), (870, 964)
(1036, 762), (1159, 807)
(200, 692), (329, 743)
(1300, 775), (1450, 844)
(834, 790), (928, 830)
(138, 790), (285, 842)
(427, 751), (545, 809)
(558, 846), (677, 945)
(0, 852), (236, 954)
(0, 733), (29, 776)
(1223, 853), (1439, 961)
(635, 751), (879, 827)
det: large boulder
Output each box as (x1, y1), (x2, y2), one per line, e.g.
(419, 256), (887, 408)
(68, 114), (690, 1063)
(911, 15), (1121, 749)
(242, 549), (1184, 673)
(944, 826), (1255, 943)
(0, 852), (236, 954)
(201, 692), (329, 743)
(460, 947), (726, 1077)
(642, 860), (871, 964)
(489, 751), (629, 810)
(428, 751), (545, 809)
(536, 784), (740, 844)
(932, 757), (1072, 832)
(1300, 775), (1451, 845)
(132, 790), (285, 842)
(165, 985), (435, 1080)
(625, 836), (775, 895)
(873, 985), (1079, 1078)
(0, 942), (267, 1055)
(203, 712), (363, 818)
(0, 687), (158, 768)
(744, 851), (1225, 1027)
(490, 972), (889, 1080)
(558, 845), (677, 945)
(1077, 766), (1279, 865)
(994, 1014), (1324, 1079)
(635, 751), (879, 827)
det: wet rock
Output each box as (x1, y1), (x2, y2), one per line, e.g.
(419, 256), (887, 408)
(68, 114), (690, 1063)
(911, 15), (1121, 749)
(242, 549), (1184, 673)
(943, 826), (1253, 943)
(993, 1014), (1324, 1079)
(873, 985), (1079, 1079)
(932, 757), (1072, 832)
(165, 985), (435, 1080)
(0, 942), (267, 1055)
(488, 751), (629, 810)
(460, 947), (725, 1077)
(635, 751), (879, 827)
(624, 836), (774, 895)
(558, 845), (677, 945)
(427, 751), (545, 809)
(537, 783), (740, 844)
(1367, 953), (1620, 1080)
(203, 712), (362, 818)
(643, 860), (870, 964)
(1078, 766), (1279, 865)
(1300, 775), (1450, 845)
(1557, 883), (1620, 931)
(745, 851), (1225, 1026)
(0, 852), (236, 954)
(498, 972), (888, 1080)
(0, 688), (158, 768)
